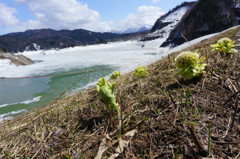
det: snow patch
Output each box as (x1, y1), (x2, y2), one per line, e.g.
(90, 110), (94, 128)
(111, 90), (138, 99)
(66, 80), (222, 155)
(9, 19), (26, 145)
(149, 6), (189, 38)
(33, 43), (41, 50)
(0, 59), (17, 72)
(140, 6), (190, 48)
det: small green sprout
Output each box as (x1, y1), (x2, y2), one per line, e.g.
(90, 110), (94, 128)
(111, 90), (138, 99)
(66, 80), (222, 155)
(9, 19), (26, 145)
(190, 108), (195, 114)
(181, 117), (185, 123)
(157, 110), (162, 115)
(189, 121), (196, 126)
(133, 66), (148, 78)
(194, 114), (199, 119)
(210, 37), (238, 56)
(198, 108), (203, 112)
(96, 77), (118, 111)
(173, 51), (207, 80)
(91, 104), (96, 108)
(110, 70), (121, 79)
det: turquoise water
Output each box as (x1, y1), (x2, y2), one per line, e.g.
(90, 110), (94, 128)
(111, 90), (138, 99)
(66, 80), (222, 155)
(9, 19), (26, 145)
(0, 65), (116, 121)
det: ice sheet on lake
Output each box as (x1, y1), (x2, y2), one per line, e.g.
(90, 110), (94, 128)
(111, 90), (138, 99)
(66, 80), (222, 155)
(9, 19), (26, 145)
(0, 40), (167, 78)
(0, 109), (27, 122)
(0, 96), (41, 108)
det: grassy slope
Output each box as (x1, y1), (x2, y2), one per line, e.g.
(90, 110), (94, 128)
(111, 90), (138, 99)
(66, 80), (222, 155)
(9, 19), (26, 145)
(0, 27), (240, 159)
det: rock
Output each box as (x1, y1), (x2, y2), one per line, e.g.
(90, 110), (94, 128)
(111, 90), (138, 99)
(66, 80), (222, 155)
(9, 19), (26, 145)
(0, 53), (33, 66)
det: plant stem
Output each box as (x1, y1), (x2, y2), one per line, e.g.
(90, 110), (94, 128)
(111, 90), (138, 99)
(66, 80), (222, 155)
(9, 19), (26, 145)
(56, 109), (59, 127)
(138, 78), (142, 94)
(117, 106), (122, 138)
(208, 122), (211, 157)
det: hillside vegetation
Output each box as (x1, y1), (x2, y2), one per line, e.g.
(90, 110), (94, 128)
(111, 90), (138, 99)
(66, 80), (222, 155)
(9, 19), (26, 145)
(0, 27), (240, 158)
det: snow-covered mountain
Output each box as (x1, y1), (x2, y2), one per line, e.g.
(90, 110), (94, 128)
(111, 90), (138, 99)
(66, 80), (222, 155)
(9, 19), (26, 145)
(140, 2), (195, 44)
(161, 0), (240, 47)
(112, 25), (151, 34)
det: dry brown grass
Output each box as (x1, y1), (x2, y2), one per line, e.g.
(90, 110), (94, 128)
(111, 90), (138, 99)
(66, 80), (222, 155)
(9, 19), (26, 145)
(0, 27), (239, 159)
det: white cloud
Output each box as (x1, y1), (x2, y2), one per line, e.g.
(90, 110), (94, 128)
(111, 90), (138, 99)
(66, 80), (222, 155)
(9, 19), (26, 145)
(6, 20), (43, 33)
(7, 1), (164, 33)
(153, 0), (161, 4)
(11, 0), (111, 32)
(0, 3), (19, 27)
(113, 5), (164, 32)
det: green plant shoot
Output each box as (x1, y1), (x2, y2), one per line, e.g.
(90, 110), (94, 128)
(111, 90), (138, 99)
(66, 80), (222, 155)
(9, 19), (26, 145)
(96, 77), (122, 137)
(173, 51), (207, 80)
(210, 37), (238, 56)
(133, 66), (148, 78)
(110, 71), (121, 79)
(96, 77), (118, 111)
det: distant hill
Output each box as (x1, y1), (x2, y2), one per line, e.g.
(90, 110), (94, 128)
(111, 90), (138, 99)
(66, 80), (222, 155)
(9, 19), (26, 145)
(161, 0), (240, 47)
(0, 29), (136, 52)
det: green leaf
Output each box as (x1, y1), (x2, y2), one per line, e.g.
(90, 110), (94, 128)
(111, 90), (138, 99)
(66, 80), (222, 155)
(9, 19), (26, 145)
(62, 154), (71, 159)
(96, 78), (118, 111)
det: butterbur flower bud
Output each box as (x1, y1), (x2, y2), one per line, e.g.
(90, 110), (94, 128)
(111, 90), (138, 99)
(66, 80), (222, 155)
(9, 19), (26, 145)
(211, 37), (238, 56)
(217, 37), (232, 44)
(175, 51), (199, 68)
(133, 66), (148, 78)
(173, 51), (207, 80)
(110, 71), (121, 79)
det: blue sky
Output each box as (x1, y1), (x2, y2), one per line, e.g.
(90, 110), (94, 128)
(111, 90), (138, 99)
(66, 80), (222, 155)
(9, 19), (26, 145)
(0, 0), (195, 35)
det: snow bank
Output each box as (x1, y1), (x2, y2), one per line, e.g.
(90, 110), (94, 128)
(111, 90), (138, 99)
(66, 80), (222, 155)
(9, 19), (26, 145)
(0, 59), (17, 72)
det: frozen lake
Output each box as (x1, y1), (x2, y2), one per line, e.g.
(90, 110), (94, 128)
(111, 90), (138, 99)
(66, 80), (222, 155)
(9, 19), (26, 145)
(0, 40), (169, 121)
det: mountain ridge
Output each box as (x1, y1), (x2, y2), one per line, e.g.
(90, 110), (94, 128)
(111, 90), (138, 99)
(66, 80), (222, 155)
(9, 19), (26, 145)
(0, 28), (149, 53)
(0, 29), (124, 52)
